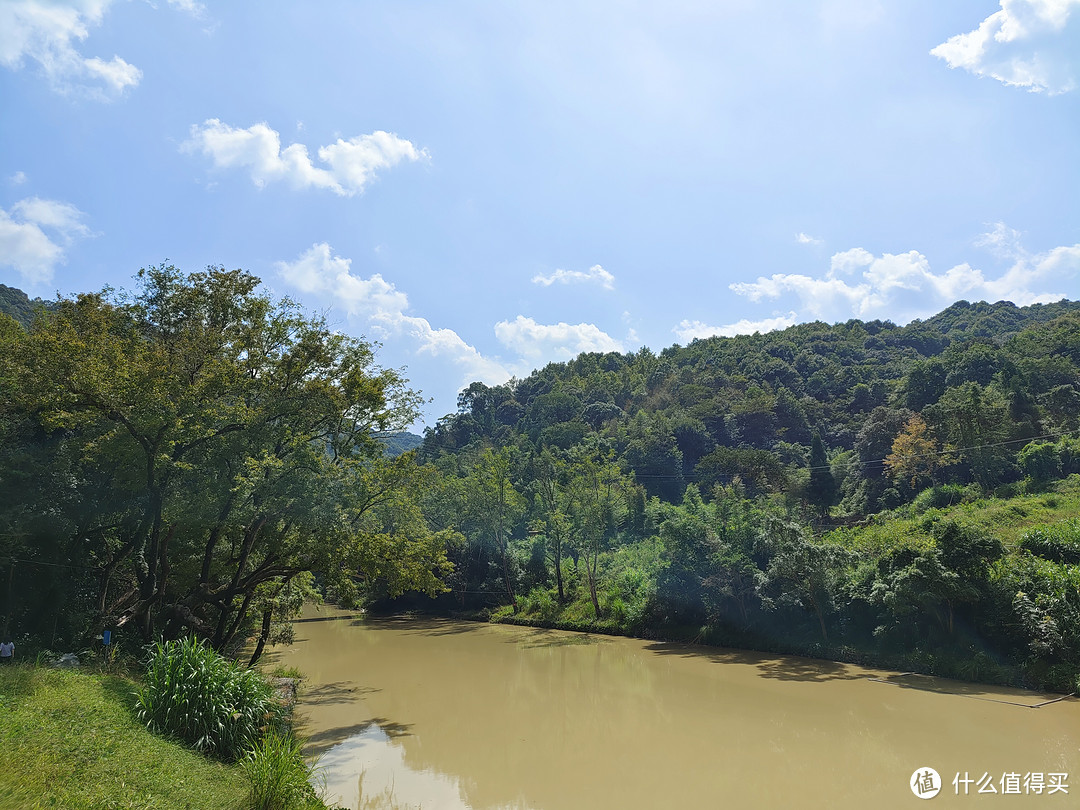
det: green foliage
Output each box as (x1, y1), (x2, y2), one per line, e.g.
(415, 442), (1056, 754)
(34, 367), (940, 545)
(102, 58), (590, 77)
(756, 516), (850, 640)
(911, 483), (973, 514)
(519, 586), (561, 623)
(1018, 521), (1080, 564)
(807, 432), (837, 516)
(1018, 441), (1062, 483)
(8, 275), (1080, 694)
(994, 553), (1080, 691)
(0, 268), (451, 652)
(377, 432), (423, 457)
(931, 519), (1004, 585)
(135, 636), (281, 761)
(242, 730), (325, 810)
(867, 545), (976, 641)
(0, 284), (55, 329)
(695, 446), (788, 497)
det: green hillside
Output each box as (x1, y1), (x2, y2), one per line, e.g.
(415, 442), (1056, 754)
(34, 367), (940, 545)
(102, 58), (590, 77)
(0, 284), (55, 330)
(2, 274), (1078, 694)
(411, 297), (1080, 691)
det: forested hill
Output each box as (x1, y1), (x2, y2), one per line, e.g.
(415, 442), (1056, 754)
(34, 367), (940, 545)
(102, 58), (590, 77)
(423, 298), (1080, 512)
(0, 284), (56, 328)
(378, 431), (424, 456)
(4, 275), (1079, 691)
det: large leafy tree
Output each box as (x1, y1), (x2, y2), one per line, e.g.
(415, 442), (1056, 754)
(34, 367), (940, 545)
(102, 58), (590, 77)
(3, 266), (448, 651)
(565, 448), (626, 619)
(462, 447), (526, 610)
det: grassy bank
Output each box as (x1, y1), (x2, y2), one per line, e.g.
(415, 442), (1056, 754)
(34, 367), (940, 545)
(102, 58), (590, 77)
(0, 664), (250, 810)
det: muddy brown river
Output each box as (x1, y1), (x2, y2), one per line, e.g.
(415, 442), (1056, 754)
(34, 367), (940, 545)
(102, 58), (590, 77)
(267, 606), (1080, 809)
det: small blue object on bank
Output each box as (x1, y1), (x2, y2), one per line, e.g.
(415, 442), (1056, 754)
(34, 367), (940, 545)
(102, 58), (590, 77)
(103, 630), (111, 646)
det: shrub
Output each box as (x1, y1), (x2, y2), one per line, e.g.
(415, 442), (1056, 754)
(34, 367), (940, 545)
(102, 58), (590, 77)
(520, 586), (560, 623)
(134, 636), (281, 761)
(1018, 521), (1080, 564)
(1019, 441), (1061, 483)
(243, 730), (323, 810)
(911, 483), (974, 514)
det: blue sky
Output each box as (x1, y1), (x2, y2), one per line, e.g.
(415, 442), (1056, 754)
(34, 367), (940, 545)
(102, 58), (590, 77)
(2, 1), (1079, 427)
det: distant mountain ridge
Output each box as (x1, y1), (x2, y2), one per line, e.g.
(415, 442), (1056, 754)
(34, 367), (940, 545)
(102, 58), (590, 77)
(0, 284), (56, 329)
(377, 431), (424, 456)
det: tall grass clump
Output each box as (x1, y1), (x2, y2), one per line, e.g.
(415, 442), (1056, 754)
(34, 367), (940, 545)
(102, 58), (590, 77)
(243, 730), (324, 810)
(134, 636), (281, 761)
(1019, 520), (1080, 564)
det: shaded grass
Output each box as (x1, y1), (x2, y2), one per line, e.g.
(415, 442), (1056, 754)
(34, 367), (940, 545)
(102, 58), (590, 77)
(0, 664), (249, 810)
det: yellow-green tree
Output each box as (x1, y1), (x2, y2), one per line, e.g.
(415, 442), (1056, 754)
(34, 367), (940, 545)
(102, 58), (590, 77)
(883, 415), (951, 490)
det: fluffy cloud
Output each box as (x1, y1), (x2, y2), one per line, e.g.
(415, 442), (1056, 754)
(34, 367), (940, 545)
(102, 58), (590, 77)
(276, 243), (513, 385)
(931, 0), (1080, 94)
(0, 0), (141, 98)
(0, 196), (91, 284)
(185, 120), (428, 196)
(532, 264), (615, 290)
(728, 228), (1078, 325)
(673, 313), (798, 343)
(494, 315), (624, 361)
(277, 242), (408, 318)
(795, 232), (823, 246)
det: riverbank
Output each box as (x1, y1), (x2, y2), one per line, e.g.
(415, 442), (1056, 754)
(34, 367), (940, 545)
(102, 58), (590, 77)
(368, 600), (1056, 693)
(487, 605), (1047, 692)
(0, 664), (249, 809)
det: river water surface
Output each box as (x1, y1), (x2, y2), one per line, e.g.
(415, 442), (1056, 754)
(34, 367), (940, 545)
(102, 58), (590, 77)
(269, 606), (1080, 809)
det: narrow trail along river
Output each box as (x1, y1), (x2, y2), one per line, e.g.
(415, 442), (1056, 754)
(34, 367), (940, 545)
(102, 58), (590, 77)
(268, 606), (1080, 809)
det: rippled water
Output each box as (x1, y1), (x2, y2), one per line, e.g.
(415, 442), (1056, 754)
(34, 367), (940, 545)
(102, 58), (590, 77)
(268, 606), (1080, 809)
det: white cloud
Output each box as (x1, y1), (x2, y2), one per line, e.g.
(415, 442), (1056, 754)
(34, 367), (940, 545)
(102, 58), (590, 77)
(494, 315), (624, 361)
(10, 172), (27, 185)
(673, 313), (799, 343)
(931, 0), (1080, 94)
(795, 232), (823, 246)
(728, 231), (1078, 325)
(184, 120), (428, 196)
(975, 221), (1025, 260)
(0, 196), (91, 284)
(278, 247), (634, 390)
(276, 243), (514, 385)
(166, 0), (205, 18)
(829, 247), (875, 276)
(531, 264), (615, 290)
(277, 242), (408, 318)
(0, 0), (142, 98)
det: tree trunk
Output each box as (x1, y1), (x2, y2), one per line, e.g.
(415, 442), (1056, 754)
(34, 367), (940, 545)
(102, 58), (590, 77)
(248, 606), (273, 667)
(554, 544), (565, 603)
(585, 547), (601, 620)
(497, 531), (517, 612)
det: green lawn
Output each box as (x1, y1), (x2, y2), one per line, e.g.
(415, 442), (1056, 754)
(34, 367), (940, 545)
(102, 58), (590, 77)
(0, 665), (249, 810)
